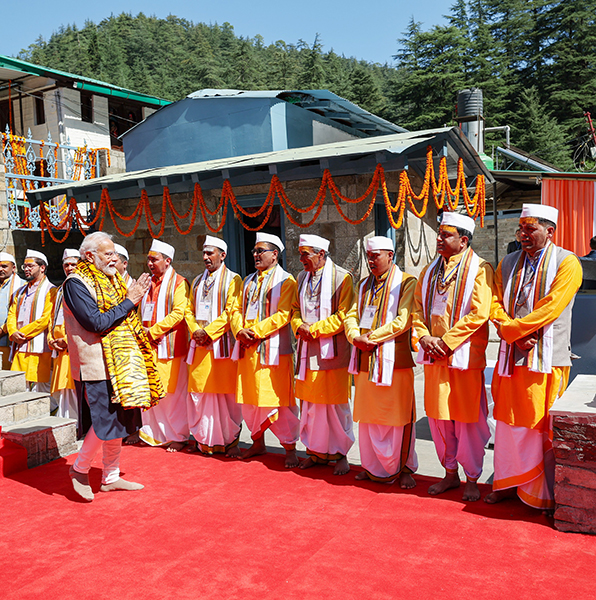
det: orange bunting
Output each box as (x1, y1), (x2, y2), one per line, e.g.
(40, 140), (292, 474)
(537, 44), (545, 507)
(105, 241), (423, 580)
(35, 146), (486, 245)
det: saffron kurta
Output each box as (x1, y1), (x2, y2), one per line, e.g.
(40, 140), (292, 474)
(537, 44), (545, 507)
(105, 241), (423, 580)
(48, 291), (75, 393)
(490, 252), (582, 429)
(186, 270), (242, 394)
(7, 279), (56, 383)
(232, 267), (297, 408)
(290, 266), (353, 405)
(344, 271), (417, 427)
(412, 252), (494, 423)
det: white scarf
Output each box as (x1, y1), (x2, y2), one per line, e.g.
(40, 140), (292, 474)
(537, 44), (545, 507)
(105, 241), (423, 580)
(497, 245), (557, 376)
(348, 265), (403, 386)
(231, 264), (289, 366)
(416, 251), (480, 370)
(141, 265), (175, 360)
(186, 264), (231, 364)
(296, 259), (336, 381)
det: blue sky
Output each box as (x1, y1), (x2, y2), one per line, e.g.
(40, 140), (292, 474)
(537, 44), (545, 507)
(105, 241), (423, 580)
(4, 0), (453, 65)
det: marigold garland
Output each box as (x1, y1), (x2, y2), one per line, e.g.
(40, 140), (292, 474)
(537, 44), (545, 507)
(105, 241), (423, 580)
(37, 145), (486, 244)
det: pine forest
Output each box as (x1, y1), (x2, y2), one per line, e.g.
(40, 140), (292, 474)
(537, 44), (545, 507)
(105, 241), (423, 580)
(16, 0), (596, 170)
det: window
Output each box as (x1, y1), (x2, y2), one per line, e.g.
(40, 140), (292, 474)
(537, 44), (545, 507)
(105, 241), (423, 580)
(80, 92), (93, 123)
(34, 94), (45, 125)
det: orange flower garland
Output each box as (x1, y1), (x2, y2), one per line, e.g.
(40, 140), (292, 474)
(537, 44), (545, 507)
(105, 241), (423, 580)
(36, 146), (486, 244)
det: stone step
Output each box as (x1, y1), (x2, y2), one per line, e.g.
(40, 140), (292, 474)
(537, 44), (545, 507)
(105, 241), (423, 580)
(2, 417), (78, 469)
(0, 370), (27, 396)
(0, 391), (51, 426)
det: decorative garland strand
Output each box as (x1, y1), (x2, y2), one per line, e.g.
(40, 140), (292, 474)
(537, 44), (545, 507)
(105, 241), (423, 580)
(37, 146), (486, 243)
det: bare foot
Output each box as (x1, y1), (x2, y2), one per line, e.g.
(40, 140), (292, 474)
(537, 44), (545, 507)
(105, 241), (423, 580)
(284, 449), (299, 469)
(355, 470), (370, 481)
(299, 456), (316, 470)
(462, 480), (481, 502)
(225, 444), (241, 458)
(484, 488), (517, 504)
(399, 472), (416, 489)
(428, 472), (461, 495)
(240, 437), (267, 460)
(123, 432), (140, 445)
(166, 441), (187, 453)
(183, 441), (199, 453)
(333, 456), (350, 476)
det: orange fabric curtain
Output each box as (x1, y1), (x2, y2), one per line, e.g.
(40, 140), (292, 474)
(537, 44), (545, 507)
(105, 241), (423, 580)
(541, 178), (595, 256)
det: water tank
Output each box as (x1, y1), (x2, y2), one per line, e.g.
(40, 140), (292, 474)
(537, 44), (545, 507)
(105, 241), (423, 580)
(458, 88), (483, 118)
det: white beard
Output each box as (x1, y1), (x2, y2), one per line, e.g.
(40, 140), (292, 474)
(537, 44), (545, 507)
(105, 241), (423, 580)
(92, 254), (117, 276)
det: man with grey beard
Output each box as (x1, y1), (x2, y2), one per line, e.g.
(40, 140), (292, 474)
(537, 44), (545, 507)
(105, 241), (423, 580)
(63, 232), (163, 502)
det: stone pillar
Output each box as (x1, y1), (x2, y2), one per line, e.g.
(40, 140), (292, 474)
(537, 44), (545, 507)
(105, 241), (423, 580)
(551, 375), (596, 534)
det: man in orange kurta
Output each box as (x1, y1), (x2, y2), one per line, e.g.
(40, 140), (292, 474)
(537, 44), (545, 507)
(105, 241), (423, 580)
(7, 250), (56, 392)
(48, 249), (80, 428)
(345, 236), (418, 487)
(412, 213), (493, 502)
(186, 235), (243, 456)
(232, 232), (299, 469)
(138, 239), (190, 451)
(486, 204), (582, 510)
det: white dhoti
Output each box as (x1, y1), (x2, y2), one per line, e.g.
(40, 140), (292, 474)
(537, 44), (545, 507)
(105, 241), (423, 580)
(50, 388), (79, 420)
(492, 420), (554, 510)
(428, 392), (490, 481)
(358, 422), (418, 481)
(299, 401), (354, 461)
(140, 365), (190, 446)
(188, 392), (242, 453)
(30, 381), (51, 394)
(242, 404), (300, 449)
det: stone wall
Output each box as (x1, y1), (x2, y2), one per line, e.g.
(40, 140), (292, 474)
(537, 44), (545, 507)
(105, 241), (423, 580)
(473, 214), (520, 268)
(551, 375), (596, 534)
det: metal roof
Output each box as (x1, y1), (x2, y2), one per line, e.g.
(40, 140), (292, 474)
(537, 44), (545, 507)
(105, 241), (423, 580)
(0, 55), (171, 107)
(123, 88), (407, 140)
(29, 126), (493, 206)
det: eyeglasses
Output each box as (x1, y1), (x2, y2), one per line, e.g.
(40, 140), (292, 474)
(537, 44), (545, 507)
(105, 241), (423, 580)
(21, 263), (40, 271)
(251, 248), (274, 255)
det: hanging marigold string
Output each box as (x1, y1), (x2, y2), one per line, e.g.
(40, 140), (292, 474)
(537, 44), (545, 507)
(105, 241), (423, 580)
(37, 145), (486, 244)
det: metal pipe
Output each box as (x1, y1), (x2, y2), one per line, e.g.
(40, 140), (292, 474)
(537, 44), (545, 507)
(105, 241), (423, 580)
(485, 125), (510, 148)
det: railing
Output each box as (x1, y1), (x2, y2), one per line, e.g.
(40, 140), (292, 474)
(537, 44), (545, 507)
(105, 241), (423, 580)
(1, 126), (104, 230)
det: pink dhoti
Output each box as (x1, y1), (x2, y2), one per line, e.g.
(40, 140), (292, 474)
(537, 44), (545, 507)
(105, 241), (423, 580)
(358, 422), (418, 482)
(242, 404), (300, 450)
(299, 401), (354, 462)
(140, 365), (190, 446)
(428, 391), (490, 480)
(188, 392), (242, 454)
(492, 420), (554, 510)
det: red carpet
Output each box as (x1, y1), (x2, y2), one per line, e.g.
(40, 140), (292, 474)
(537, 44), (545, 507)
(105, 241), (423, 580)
(1, 445), (595, 600)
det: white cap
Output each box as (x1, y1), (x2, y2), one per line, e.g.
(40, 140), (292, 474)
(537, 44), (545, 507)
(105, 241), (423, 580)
(440, 212), (476, 234)
(114, 243), (129, 260)
(62, 249), (80, 262)
(256, 232), (284, 252)
(0, 252), (16, 264)
(203, 235), (227, 253)
(520, 203), (559, 225)
(366, 236), (394, 252)
(299, 234), (330, 252)
(149, 239), (175, 260)
(25, 250), (48, 264)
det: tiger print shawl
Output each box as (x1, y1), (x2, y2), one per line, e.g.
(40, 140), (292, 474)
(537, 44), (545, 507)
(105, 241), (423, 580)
(75, 260), (164, 409)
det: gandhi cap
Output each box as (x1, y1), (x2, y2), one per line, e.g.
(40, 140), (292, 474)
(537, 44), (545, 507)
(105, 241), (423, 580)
(62, 249), (80, 262)
(203, 235), (228, 253)
(149, 239), (175, 260)
(520, 203), (559, 225)
(299, 234), (330, 252)
(25, 250), (48, 265)
(256, 232), (284, 252)
(440, 212), (476, 234)
(0, 252), (16, 264)
(114, 243), (129, 260)
(366, 236), (394, 252)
